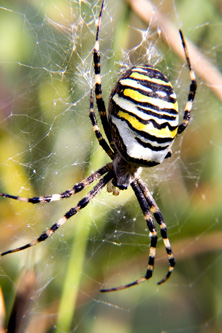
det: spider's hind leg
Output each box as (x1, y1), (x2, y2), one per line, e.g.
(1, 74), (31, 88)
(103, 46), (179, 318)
(100, 178), (158, 292)
(137, 178), (175, 285)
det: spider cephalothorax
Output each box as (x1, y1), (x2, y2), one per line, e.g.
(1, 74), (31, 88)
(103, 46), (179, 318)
(111, 154), (141, 190)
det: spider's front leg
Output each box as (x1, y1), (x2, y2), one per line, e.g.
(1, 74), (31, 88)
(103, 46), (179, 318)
(93, 0), (116, 152)
(89, 89), (114, 159)
(177, 30), (197, 135)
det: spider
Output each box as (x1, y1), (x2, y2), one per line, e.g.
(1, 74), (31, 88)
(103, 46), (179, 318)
(0, 0), (196, 292)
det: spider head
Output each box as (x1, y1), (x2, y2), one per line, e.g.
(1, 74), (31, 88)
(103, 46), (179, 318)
(112, 154), (142, 190)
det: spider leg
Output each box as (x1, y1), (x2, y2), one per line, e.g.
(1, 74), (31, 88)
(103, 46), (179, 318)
(137, 178), (175, 285)
(1, 171), (113, 257)
(0, 163), (112, 204)
(100, 179), (158, 292)
(177, 30), (197, 134)
(93, 0), (115, 151)
(89, 89), (115, 159)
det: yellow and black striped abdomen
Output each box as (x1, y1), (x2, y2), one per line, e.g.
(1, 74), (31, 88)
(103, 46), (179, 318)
(108, 65), (179, 166)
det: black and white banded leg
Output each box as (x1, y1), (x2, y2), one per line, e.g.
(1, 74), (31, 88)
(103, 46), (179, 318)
(137, 178), (175, 285)
(177, 30), (197, 134)
(0, 163), (112, 205)
(1, 171), (114, 256)
(89, 89), (114, 159)
(101, 179), (159, 292)
(93, 0), (115, 151)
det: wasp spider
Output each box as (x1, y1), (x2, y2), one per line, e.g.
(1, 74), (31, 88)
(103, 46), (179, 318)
(0, 0), (196, 292)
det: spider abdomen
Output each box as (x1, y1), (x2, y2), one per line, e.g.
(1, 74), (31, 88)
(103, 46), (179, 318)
(108, 65), (179, 166)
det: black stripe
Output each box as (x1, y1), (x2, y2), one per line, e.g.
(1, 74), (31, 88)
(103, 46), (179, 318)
(145, 270), (153, 279)
(95, 83), (102, 96)
(166, 247), (173, 255)
(160, 227), (167, 239)
(115, 108), (177, 131)
(137, 106), (177, 121)
(148, 256), (155, 266)
(78, 196), (89, 209)
(150, 235), (157, 247)
(148, 119), (177, 131)
(114, 114), (174, 144)
(65, 207), (77, 219)
(135, 137), (169, 151)
(73, 183), (85, 193)
(111, 123), (162, 166)
(38, 233), (49, 242)
(29, 197), (42, 203)
(50, 223), (59, 232)
(121, 79), (176, 102)
(124, 85), (176, 103)
(132, 66), (169, 83)
(116, 91), (178, 115)
(188, 80), (196, 102)
(93, 51), (100, 75)
(111, 95), (177, 121)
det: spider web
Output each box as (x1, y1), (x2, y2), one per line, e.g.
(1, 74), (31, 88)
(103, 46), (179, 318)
(0, 0), (222, 332)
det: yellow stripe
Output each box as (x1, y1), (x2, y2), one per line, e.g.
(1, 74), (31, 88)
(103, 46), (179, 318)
(118, 111), (178, 138)
(123, 88), (178, 111)
(130, 72), (171, 86)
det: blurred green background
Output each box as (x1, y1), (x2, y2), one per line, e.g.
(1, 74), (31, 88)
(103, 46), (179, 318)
(0, 0), (222, 332)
